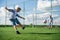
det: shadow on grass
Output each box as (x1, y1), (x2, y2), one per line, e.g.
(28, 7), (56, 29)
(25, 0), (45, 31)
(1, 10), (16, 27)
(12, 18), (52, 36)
(21, 33), (60, 35)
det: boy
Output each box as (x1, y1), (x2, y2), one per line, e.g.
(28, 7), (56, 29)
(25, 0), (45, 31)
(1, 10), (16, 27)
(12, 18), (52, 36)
(5, 5), (25, 34)
(49, 15), (53, 28)
(43, 15), (53, 29)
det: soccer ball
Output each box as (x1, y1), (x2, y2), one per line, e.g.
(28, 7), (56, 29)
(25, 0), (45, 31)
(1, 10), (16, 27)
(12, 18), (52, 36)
(43, 20), (47, 24)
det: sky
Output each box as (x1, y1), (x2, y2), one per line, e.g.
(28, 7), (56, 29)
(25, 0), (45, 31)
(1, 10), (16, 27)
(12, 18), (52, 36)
(0, 0), (60, 25)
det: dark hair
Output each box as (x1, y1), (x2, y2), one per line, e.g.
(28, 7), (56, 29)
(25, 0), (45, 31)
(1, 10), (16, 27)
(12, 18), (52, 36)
(18, 7), (21, 10)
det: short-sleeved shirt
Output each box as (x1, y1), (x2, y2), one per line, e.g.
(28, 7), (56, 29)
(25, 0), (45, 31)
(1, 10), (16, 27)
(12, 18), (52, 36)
(47, 16), (53, 23)
(50, 16), (53, 22)
(8, 9), (20, 19)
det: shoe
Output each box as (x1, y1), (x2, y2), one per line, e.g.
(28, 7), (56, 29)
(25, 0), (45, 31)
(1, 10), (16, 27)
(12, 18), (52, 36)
(22, 27), (25, 30)
(16, 31), (20, 34)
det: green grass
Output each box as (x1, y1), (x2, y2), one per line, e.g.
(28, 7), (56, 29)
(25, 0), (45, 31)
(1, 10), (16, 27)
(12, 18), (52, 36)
(0, 26), (60, 40)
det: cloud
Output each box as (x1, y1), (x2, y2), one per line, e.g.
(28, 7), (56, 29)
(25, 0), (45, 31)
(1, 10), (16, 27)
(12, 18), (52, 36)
(53, 18), (60, 25)
(0, 7), (13, 25)
(0, 7), (6, 17)
(25, 12), (59, 20)
(0, 7), (60, 25)
(37, 0), (60, 10)
(25, 12), (60, 25)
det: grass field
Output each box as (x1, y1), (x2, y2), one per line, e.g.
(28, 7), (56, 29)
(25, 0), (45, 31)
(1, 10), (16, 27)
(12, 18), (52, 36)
(0, 26), (60, 40)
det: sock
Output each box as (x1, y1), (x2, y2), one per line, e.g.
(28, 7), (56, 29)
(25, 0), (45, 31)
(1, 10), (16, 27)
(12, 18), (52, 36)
(16, 29), (18, 31)
(14, 26), (18, 31)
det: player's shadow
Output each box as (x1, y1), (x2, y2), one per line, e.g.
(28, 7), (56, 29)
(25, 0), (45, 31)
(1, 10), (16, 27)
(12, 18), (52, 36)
(22, 33), (59, 35)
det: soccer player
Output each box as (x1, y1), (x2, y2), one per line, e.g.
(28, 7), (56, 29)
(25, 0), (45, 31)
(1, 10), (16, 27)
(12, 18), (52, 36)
(5, 5), (25, 34)
(48, 15), (53, 29)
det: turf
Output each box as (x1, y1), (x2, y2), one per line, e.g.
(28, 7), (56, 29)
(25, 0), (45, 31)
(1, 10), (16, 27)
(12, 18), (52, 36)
(0, 27), (60, 40)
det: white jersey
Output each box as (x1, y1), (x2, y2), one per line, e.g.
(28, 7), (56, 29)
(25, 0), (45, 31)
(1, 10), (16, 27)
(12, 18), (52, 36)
(7, 9), (20, 19)
(47, 16), (53, 24)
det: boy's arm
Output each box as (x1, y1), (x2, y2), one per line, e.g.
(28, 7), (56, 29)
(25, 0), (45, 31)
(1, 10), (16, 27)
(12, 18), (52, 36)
(20, 16), (25, 20)
(5, 7), (13, 12)
(16, 14), (25, 20)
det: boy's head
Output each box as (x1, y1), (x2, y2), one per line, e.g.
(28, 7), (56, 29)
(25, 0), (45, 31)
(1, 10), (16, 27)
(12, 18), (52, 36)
(15, 5), (21, 12)
(49, 15), (52, 18)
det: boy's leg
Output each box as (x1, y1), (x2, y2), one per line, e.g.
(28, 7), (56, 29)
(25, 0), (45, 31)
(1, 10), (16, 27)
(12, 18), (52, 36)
(13, 25), (20, 34)
(48, 22), (51, 29)
(49, 22), (53, 29)
(51, 22), (53, 28)
(16, 18), (25, 30)
(15, 23), (23, 27)
(14, 26), (20, 34)
(18, 23), (25, 30)
(11, 19), (20, 34)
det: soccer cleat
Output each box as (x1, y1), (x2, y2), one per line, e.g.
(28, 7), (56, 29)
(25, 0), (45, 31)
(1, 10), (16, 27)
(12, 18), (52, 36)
(22, 27), (25, 30)
(16, 31), (20, 34)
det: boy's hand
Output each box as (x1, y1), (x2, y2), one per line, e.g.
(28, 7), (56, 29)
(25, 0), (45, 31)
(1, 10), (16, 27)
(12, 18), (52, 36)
(23, 18), (25, 20)
(5, 7), (8, 10)
(22, 17), (25, 20)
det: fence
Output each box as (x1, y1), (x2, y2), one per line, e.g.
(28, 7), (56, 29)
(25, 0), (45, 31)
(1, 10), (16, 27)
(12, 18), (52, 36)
(0, 0), (60, 27)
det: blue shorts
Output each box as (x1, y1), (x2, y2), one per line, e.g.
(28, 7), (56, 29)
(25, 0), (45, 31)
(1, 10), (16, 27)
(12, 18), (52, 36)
(49, 22), (53, 26)
(10, 18), (21, 26)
